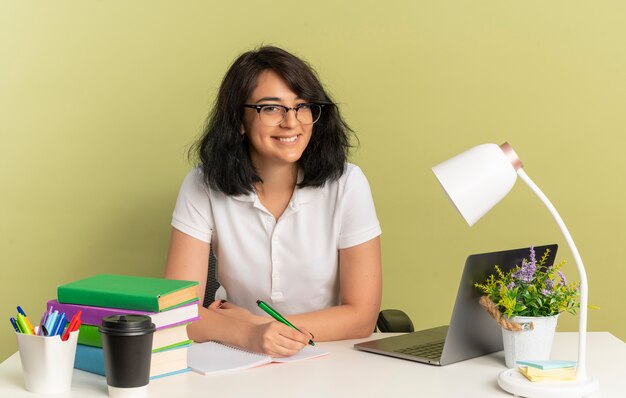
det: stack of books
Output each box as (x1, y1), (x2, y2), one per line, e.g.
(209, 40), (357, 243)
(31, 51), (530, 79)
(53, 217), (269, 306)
(516, 360), (577, 382)
(52, 274), (199, 380)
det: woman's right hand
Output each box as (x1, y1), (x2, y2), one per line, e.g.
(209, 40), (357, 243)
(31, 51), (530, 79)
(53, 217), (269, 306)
(246, 321), (313, 357)
(192, 300), (313, 357)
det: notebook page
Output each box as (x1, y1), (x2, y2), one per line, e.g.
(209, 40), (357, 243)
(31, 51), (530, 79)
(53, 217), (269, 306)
(188, 342), (330, 374)
(187, 341), (271, 375)
(271, 345), (330, 362)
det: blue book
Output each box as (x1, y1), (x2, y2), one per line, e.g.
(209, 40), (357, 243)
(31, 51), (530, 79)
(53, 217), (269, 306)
(74, 344), (189, 379)
(516, 360), (576, 370)
(150, 367), (191, 379)
(75, 344), (105, 375)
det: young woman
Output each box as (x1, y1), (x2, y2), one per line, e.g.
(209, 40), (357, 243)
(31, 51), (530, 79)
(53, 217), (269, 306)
(165, 46), (381, 357)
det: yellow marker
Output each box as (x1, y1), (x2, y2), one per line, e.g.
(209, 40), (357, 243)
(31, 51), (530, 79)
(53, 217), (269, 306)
(17, 306), (36, 334)
(16, 314), (34, 335)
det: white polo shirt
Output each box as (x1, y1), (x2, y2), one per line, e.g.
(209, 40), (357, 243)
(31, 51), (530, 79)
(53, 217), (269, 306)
(171, 163), (381, 316)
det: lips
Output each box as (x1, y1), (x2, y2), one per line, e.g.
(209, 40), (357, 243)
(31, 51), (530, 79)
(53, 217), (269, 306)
(273, 135), (300, 143)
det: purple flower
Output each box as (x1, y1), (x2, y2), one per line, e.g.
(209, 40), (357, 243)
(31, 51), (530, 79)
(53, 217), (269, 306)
(507, 282), (515, 290)
(513, 258), (537, 283)
(529, 246), (537, 266)
(558, 270), (567, 286)
(539, 276), (554, 297)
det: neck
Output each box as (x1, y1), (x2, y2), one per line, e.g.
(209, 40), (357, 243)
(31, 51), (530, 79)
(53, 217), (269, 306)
(253, 162), (298, 195)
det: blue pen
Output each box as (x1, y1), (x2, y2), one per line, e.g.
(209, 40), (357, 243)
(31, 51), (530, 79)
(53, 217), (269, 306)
(43, 306), (53, 336)
(57, 319), (68, 337)
(50, 312), (62, 336)
(9, 317), (20, 333)
(44, 310), (58, 335)
(52, 313), (67, 336)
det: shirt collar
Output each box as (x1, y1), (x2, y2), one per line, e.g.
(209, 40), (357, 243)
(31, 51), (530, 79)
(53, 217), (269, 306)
(232, 192), (255, 202)
(231, 169), (323, 205)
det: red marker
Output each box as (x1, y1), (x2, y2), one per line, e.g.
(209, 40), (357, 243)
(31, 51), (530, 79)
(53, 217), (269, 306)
(62, 310), (82, 341)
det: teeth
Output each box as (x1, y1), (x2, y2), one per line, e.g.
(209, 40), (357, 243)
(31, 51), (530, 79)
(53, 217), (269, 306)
(278, 136), (298, 143)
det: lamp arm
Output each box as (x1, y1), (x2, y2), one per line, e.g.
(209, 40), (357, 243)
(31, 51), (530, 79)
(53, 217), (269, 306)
(517, 169), (588, 381)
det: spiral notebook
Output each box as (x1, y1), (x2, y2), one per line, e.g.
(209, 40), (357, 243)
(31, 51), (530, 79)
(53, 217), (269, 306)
(187, 341), (329, 375)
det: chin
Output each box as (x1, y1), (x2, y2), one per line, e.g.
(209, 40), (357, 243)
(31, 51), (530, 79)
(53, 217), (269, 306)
(277, 149), (305, 163)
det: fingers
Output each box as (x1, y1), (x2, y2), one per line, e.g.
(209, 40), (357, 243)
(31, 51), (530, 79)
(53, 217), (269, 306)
(257, 322), (310, 357)
(297, 326), (315, 342)
(207, 299), (223, 310)
(278, 324), (311, 346)
(207, 300), (225, 310)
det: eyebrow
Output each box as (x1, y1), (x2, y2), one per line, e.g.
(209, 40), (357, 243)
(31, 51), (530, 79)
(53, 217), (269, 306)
(255, 96), (303, 104)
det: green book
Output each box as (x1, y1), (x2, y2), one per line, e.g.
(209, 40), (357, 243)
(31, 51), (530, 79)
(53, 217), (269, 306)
(58, 274), (199, 312)
(78, 323), (192, 352)
(78, 324), (103, 347)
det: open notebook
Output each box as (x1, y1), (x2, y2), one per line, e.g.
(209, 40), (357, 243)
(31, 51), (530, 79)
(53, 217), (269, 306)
(187, 341), (329, 375)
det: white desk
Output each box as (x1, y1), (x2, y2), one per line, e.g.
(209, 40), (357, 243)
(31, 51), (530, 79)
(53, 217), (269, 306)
(0, 332), (623, 397)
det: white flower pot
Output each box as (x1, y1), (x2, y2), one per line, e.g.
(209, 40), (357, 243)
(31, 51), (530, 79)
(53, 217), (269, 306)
(501, 314), (559, 368)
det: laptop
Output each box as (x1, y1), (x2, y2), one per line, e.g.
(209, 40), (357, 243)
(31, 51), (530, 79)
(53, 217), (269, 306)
(354, 244), (558, 365)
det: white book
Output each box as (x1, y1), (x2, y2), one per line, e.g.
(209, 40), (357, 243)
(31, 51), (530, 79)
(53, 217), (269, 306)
(187, 341), (329, 375)
(151, 346), (189, 378)
(152, 323), (191, 351)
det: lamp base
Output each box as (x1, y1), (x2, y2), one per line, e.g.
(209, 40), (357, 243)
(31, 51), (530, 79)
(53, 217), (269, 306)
(498, 369), (599, 398)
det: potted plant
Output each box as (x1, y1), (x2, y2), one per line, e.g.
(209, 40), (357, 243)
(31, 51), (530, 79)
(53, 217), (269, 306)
(475, 246), (579, 368)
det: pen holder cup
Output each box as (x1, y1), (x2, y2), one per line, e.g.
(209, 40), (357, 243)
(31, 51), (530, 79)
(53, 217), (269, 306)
(15, 329), (79, 394)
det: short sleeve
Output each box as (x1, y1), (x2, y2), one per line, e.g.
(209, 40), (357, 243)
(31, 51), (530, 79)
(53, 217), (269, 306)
(338, 165), (382, 249)
(171, 168), (214, 243)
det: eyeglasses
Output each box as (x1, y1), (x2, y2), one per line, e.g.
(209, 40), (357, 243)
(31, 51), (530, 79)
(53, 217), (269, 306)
(243, 103), (323, 126)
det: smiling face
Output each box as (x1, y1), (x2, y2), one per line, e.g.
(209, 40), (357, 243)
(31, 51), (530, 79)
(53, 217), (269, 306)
(242, 70), (313, 170)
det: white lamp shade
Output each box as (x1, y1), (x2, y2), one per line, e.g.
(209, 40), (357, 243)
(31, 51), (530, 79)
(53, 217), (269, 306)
(432, 143), (518, 226)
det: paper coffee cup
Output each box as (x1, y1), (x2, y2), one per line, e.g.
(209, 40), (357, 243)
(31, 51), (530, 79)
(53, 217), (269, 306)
(99, 314), (155, 397)
(16, 329), (79, 394)
(107, 385), (149, 398)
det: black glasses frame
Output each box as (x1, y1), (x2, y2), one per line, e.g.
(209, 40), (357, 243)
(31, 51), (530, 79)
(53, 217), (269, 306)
(243, 103), (324, 126)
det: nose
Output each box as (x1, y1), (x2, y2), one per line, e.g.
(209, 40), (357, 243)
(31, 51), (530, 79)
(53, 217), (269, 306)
(280, 108), (299, 128)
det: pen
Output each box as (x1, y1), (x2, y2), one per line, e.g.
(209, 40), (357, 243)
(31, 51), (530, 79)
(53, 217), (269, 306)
(38, 309), (50, 336)
(256, 300), (315, 346)
(62, 310), (81, 341)
(9, 317), (20, 333)
(16, 314), (34, 335)
(17, 306), (36, 335)
(52, 312), (67, 336)
(43, 306), (53, 335)
(44, 310), (59, 335)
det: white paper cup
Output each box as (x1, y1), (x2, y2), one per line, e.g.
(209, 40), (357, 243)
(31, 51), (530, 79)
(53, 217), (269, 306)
(15, 329), (79, 394)
(107, 385), (149, 398)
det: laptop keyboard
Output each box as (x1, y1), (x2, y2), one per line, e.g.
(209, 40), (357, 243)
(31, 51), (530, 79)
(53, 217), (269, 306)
(394, 340), (445, 359)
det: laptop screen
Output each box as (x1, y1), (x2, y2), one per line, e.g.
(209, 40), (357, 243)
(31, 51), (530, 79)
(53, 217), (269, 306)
(441, 244), (558, 364)
(354, 244), (559, 366)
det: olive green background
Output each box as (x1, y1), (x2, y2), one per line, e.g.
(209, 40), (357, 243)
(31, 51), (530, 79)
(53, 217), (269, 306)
(1, 1), (625, 361)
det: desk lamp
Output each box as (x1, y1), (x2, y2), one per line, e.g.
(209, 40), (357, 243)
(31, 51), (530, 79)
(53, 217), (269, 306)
(432, 142), (599, 398)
